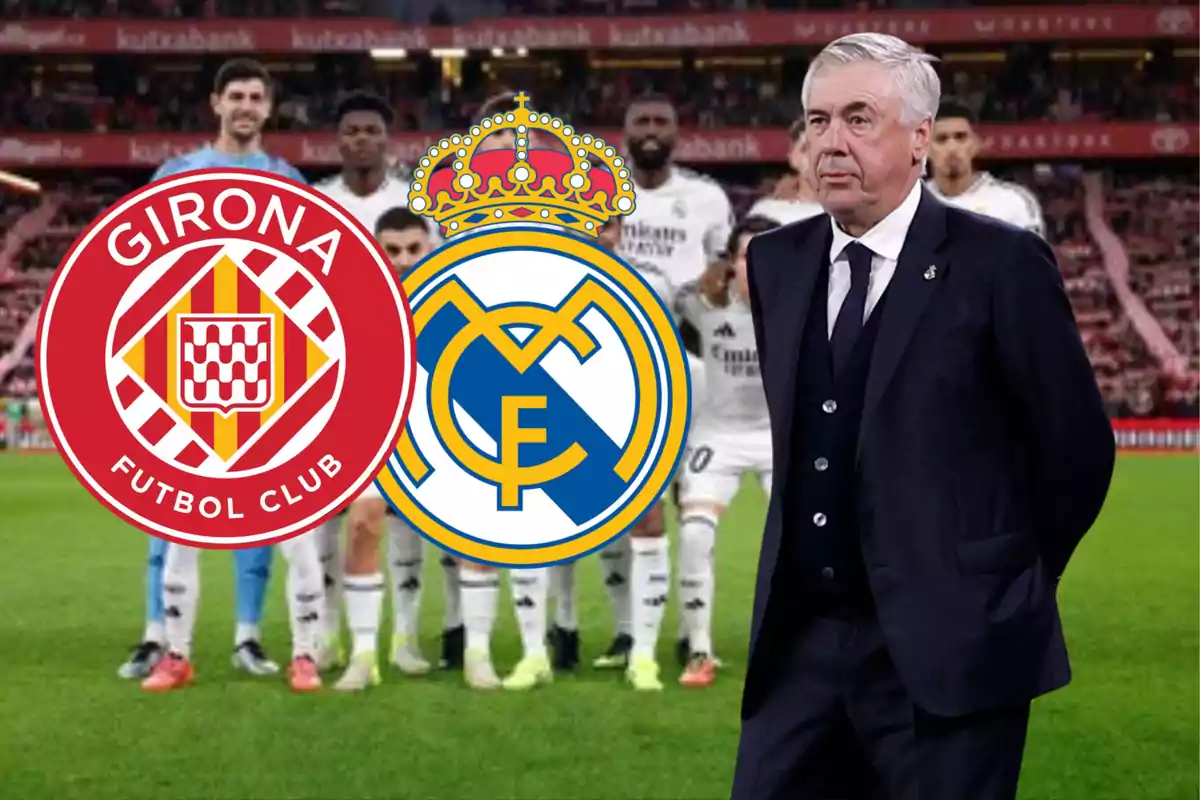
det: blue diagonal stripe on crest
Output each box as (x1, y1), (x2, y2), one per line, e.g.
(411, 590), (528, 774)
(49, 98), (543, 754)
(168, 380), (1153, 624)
(416, 287), (646, 525)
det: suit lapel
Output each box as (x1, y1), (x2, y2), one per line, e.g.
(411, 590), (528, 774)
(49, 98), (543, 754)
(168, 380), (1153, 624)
(858, 190), (949, 458)
(769, 223), (828, 463)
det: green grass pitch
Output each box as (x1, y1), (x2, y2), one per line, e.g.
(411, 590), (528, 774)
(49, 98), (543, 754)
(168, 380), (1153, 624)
(0, 453), (1196, 799)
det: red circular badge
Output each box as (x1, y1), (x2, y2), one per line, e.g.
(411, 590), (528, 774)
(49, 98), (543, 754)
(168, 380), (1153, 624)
(37, 169), (416, 548)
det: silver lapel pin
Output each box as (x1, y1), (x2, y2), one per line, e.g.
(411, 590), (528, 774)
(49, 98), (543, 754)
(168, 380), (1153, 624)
(923, 265), (938, 281)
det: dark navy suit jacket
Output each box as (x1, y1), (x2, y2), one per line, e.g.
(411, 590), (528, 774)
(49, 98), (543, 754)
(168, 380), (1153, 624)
(742, 188), (1116, 719)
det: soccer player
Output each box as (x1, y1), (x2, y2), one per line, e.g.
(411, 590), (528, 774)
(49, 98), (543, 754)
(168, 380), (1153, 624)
(306, 92), (457, 684)
(747, 118), (824, 225)
(437, 92), (557, 692)
(143, 535), (326, 693)
(376, 206), (436, 275)
(327, 205), (442, 692)
(589, 93), (733, 691)
(926, 97), (1046, 236)
(674, 215), (779, 688)
(118, 57), (305, 682)
(545, 214), (676, 675)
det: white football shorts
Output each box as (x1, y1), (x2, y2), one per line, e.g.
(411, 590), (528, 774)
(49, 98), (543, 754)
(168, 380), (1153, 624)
(679, 426), (772, 508)
(668, 353), (708, 497)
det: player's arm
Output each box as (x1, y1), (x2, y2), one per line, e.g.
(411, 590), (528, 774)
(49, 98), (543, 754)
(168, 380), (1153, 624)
(675, 279), (708, 326)
(1011, 184), (1046, 239)
(702, 187), (735, 268)
(282, 160), (308, 185)
(149, 158), (183, 183)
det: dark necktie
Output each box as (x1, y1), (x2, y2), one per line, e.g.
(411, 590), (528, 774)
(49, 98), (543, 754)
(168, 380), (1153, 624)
(829, 241), (873, 378)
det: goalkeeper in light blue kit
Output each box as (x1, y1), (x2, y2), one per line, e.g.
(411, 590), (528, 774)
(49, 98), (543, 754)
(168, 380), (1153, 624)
(118, 57), (307, 681)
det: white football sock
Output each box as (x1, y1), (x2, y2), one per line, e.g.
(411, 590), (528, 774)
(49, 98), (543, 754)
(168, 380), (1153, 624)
(460, 569), (499, 654)
(317, 515), (344, 643)
(440, 553), (463, 630)
(551, 562), (578, 630)
(679, 513), (717, 657)
(510, 568), (548, 659)
(144, 621), (166, 646)
(344, 572), (384, 657)
(387, 517), (423, 643)
(234, 622), (260, 646)
(599, 535), (633, 637)
(630, 536), (669, 660)
(163, 544), (200, 660)
(279, 533), (325, 660)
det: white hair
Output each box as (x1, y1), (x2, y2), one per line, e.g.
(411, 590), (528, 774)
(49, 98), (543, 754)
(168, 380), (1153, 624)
(801, 33), (941, 128)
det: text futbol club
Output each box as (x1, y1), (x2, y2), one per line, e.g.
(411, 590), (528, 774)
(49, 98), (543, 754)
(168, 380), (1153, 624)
(36, 170), (416, 547)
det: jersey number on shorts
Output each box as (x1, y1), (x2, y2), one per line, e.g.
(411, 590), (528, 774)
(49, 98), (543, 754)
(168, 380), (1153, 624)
(687, 445), (714, 474)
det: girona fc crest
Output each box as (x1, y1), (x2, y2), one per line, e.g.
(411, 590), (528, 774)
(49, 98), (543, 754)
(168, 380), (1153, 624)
(37, 169), (417, 548)
(177, 313), (275, 416)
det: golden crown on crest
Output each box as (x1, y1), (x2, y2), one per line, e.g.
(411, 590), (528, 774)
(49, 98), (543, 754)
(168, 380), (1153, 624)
(406, 92), (637, 238)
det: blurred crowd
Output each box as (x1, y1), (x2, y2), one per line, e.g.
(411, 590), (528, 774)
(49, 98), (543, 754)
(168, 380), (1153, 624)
(1, 168), (1196, 417)
(1, 53), (1196, 135)
(12, 0), (1194, 20)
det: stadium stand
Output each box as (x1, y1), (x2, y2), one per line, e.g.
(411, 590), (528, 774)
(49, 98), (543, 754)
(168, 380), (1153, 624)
(0, 0), (1196, 429)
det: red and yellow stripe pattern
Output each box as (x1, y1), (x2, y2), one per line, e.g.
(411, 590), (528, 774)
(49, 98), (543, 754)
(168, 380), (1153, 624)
(122, 256), (329, 463)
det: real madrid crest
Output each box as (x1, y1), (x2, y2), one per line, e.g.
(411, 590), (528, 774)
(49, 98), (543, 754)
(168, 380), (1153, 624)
(376, 93), (692, 567)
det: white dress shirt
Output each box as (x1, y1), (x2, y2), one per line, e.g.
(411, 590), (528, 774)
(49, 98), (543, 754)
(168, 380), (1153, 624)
(826, 180), (922, 338)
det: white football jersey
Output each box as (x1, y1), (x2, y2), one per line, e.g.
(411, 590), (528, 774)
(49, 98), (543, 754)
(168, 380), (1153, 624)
(746, 197), (825, 226)
(315, 173), (415, 234)
(677, 286), (768, 432)
(619, 167), (734, 288)
(926, 172), (1045, 237)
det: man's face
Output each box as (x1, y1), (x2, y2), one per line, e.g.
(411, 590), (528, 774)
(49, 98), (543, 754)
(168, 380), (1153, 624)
(597, 218), (622, 252)
(929, 116), (978, 180)
(378, 227), (433, 273)
(211, 78), (271, 143)
(804, 61), (929, 223)
(787, 135), (809, 176)
(731, 232), (754, 302)
(624, 100), (678, 171)
(338, 109), (389, 170)
(478, 128), (516, 152)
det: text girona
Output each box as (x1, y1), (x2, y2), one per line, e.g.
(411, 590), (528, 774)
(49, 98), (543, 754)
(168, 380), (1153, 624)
(105, 187), (343, 275)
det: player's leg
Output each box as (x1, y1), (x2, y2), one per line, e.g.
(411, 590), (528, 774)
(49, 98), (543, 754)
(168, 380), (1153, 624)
(502, 567), (553, 690)
(459, 560), (501, 690)
(315, 514), (346, 670)
(675, 353), (708, 664)
(627, 501), (670, 691)
(334, 496), (387, 691)
(277, 532), (324, 692)
(142, 544), (199, 691)
(230, 545), (279, 675)
(118, 537), (168, 679)
(439, 552), (465, 669)
(547, 562), (580, 670)
(387, 514), (431, 675)
(592, 534), (633, 669)
(677, 433), (741, 687)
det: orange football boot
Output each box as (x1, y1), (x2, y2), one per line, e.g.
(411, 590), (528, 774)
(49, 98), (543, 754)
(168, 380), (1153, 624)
(141, 653), (194, 692)
(288, 656), (322, 692)
(679, 654), (718, 688)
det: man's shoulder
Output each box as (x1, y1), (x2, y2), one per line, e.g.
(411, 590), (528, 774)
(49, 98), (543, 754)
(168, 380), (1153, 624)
(152, 148), (208, 180)
(748, 213), (824, 256)
(940, 197), (1027, 239)
(938, 195), (1047, 264)
(985, 175), (1042, 209)
(673, 167), (730, 201)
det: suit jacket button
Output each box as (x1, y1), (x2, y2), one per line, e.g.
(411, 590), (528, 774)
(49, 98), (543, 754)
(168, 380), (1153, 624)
(814, 457), (829, 471)
(821, 567), (835, 579)
(821, 399), (837, 414)
(813, 512), (827, 527)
